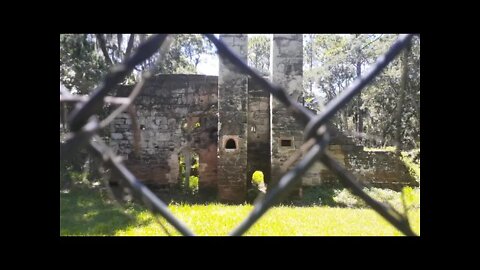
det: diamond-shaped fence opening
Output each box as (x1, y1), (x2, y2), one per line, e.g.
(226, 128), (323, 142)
(60, 34), (417, 236)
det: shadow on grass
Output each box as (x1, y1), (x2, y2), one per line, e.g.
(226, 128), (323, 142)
(151, 185), (346, 208)
(151, 188), (219, 205)
(291, 185), (340, 207)
(138, 184), (418, 211)
(60, 185), (149, 236)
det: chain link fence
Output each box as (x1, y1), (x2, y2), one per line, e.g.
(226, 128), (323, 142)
(60, 34), (417, 236)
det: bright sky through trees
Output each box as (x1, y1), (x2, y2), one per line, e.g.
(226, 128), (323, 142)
(197, 34), (271, 76)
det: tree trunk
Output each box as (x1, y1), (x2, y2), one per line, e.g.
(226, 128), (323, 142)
(125, 34), (135, 59)
(95, 34), (113, 66)
(309, 44), (313, 93)
(343, 109), (348, 131)
(356, 60), (363, 142)
(139, 35), (148, 71)
(63, 103), (68, 131)
(117, 34), (123, 52)
(353, 34), (364, 142)
(309, 35), (314, 93)
(117, 34), (123, 61)
(395, 43), (410, 156)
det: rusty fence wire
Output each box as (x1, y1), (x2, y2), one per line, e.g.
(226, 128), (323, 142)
(60, 33), (417, 236)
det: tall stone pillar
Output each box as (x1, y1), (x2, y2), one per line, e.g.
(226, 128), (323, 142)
(247, 78), (271, 189)
(217, 34), (248, 203)
(270, 34), (304, 197)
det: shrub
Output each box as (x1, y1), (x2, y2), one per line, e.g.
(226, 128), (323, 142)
(333, 189), (360, 208)
(401, 186), (420, 211)
(301, 186), (340, 206)
(401, 149), (420, 183)
(332, 187), (420, 211)
(251, 171), (264, 187)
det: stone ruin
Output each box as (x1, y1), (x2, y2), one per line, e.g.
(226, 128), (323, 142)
(109, 34), (417, 203)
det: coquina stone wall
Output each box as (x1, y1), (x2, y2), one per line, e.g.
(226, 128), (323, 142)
(109, 74), (218, 197)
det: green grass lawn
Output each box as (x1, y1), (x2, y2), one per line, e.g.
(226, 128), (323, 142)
(60, 186), (420, 236)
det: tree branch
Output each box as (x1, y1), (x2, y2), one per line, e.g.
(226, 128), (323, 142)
(117, 34), (123, 59)
(361, 34), (384, 50)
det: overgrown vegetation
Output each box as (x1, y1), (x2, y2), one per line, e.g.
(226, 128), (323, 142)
(178, 154), (200, 195)
(401, 149), (420, 183)
(300, 185), (419, 211)
(364, 146), (420, 183)
(298, 146), (420, 219)
(333, 186), (419, 211)
(189, 176), (199, 193)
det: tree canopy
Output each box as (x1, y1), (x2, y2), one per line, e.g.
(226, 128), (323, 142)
(60, 34), (215, 95)
(302, 34), (420, 150)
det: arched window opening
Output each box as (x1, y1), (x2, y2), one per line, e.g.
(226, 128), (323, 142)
(225, 139), (236, 149)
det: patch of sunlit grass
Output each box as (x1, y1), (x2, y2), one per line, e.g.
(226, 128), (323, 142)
(61, 187), (419, 236)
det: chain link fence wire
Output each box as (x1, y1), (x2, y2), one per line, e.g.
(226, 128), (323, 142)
(60, 33), (417, 236)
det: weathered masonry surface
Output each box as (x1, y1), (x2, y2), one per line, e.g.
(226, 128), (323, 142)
(217, 34), (249, 203)
(109, 35), (417, 203)
(110, 75), (219, 197)
(270, 34), (305, 197)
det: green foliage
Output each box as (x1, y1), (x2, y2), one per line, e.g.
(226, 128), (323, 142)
(60, 34), (109, 94)
(333, 189), (360, 208)
(304, 96), (315, 106)
(401, 149), (420, 182)
(178, 153), (199, 194)
(363, 147), (420, 183)
(60, 148), (98, 190)
(60, 34), (215, 94)
(156, 34), (215, 75)
(248, 35), (270, 76)
(301, 186), (338, 206)
(303, 34), (420, 149)
(402, 186), (419, 212)
(192, 158), (199, 170)
(189, 175), (199, 194)
(68, 171), (89, 184)
(301, 185), (420, 212)
(331, 187), (420, 212)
